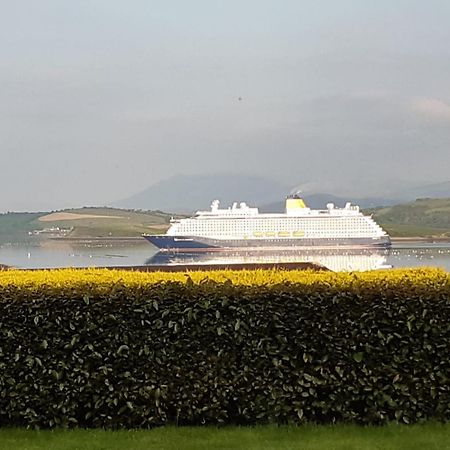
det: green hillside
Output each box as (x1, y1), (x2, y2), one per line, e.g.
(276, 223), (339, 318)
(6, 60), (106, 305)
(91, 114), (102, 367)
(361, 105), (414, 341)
(367, 198), (450, 237)
(2, 199), (449, 242)
(0, 212), (46, 242)
(0, 207), (174, 242)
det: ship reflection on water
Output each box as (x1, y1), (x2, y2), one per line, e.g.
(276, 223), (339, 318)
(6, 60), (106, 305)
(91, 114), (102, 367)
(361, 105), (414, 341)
(146, 248), (392, 272)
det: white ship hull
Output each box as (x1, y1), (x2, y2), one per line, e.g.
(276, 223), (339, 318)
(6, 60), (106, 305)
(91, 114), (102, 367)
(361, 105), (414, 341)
(144, 235), (391, 252)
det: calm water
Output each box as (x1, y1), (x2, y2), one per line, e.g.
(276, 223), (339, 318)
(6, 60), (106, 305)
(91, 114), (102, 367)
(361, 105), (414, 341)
(1, 239), (450, 272)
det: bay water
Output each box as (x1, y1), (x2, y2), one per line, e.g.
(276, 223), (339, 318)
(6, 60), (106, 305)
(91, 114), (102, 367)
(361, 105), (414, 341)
(1, 239), (450, 272)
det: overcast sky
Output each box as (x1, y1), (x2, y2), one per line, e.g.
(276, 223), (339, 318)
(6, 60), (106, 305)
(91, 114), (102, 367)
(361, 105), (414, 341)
(1, 0), (450, 211)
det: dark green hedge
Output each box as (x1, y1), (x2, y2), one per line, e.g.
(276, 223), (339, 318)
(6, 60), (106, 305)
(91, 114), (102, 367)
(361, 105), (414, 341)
(0, 279), (449, 428)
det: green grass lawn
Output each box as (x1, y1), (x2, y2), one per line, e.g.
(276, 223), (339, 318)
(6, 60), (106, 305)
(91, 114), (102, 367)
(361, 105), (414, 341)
(1, 424), (449, 450)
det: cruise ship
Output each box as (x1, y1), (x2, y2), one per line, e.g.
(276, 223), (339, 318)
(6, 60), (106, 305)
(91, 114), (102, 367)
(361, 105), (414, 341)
(143, 195), (391, 251)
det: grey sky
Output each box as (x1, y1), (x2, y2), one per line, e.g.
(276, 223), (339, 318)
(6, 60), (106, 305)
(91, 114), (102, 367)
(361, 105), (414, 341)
(1, 0), (450, 211)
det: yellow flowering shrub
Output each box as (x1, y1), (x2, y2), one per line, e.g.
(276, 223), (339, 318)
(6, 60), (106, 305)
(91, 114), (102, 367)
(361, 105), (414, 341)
(0, 266), (449, 428)
(0, 266), (448, 293)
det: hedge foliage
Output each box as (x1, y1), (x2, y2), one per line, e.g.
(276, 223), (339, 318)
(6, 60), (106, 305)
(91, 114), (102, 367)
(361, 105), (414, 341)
(0, 268), (449, 428)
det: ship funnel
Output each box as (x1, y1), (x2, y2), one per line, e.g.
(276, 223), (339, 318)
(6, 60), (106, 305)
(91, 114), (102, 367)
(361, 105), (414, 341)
(285, 194), (308, 215)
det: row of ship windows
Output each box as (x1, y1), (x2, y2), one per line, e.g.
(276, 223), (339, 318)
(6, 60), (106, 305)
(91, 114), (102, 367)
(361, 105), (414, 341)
(179, 226), (374, 232)
(189, 220), (371, 225)
(182, 228), (374, 229)
(175, 230), (376, 237)
(182, 222), (374, 228)
(181, 222), (374, 227)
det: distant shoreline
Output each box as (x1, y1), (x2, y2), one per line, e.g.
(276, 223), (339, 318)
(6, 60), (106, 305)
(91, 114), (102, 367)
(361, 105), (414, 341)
(390, 237), (450, 243)
(46, 236), (450, 245)
(49, 236), (147, 244)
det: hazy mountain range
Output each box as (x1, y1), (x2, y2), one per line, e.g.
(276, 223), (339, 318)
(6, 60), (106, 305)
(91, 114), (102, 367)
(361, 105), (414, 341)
(115, 174), (289, 213)
(394, 181), (450, 202)
(115, 173), (450, 213)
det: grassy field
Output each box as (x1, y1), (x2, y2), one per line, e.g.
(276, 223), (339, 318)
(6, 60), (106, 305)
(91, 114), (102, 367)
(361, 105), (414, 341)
(1, 424), (449, 450)
(0, 207), (173, 241)
(368, 198), (450, 237)
(380, 223), (450, 238)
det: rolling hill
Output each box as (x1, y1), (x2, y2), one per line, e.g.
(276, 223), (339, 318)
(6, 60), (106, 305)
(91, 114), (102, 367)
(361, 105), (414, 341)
(368, 198), (450, 237)
(0, 212), (45, 242)
(0, 207), (175, 242)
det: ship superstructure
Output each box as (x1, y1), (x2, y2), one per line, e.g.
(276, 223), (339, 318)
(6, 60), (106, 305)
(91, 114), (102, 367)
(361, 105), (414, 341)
(144, 195), (391, 251)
